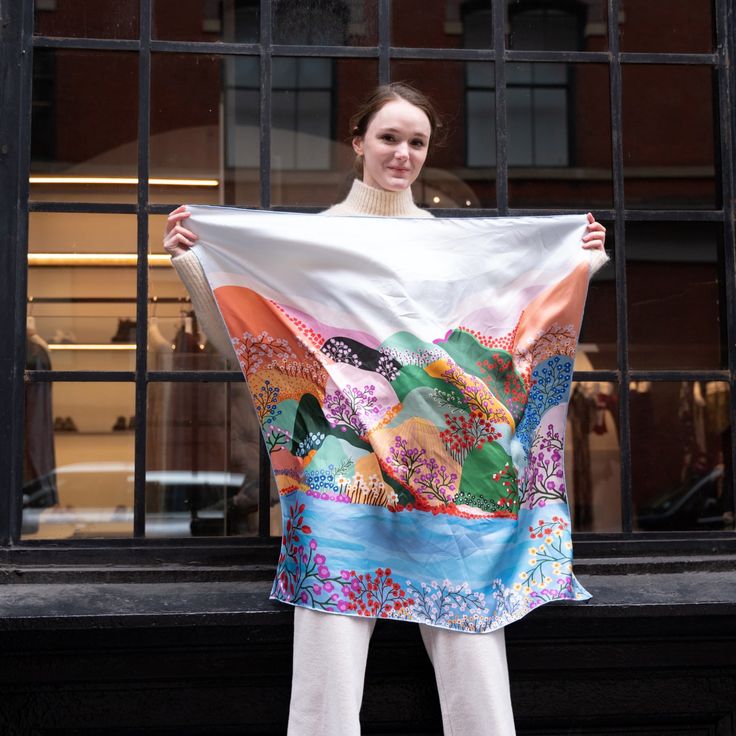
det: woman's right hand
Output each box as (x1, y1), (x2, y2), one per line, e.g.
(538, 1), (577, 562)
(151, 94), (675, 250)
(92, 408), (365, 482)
(163, 205), (199, 258)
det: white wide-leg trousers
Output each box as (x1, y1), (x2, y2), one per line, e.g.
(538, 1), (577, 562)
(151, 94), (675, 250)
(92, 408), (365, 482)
(287, 606), (516, 736)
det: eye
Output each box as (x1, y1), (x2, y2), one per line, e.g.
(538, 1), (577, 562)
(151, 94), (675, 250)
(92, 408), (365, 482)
(411, 139), (426, 148)
(380, 133), (395, 142)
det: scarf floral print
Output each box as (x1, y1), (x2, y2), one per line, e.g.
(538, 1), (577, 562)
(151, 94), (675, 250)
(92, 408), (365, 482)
(186, 205), (595, 633)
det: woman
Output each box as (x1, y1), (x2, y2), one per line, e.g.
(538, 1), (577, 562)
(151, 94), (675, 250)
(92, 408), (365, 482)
(164, 83), (607, 736)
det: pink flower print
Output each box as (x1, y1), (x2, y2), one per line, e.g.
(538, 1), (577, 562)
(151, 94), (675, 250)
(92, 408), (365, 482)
(309, 539), (317, 550)
(324, 582), (334, 592)
(318, 565), (330, 577)
(315, 553), (326, 564)
(300, 592), (308, 603)
(337, 600), (349, 612)
(340, 569), (351, 580)
(313, 584), (322, 595)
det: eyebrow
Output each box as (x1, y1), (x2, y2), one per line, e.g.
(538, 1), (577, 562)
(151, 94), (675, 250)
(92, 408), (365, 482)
(380, 127), (429, 139)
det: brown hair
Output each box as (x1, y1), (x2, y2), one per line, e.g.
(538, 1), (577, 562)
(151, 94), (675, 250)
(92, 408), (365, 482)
(349, 82), (443, 180)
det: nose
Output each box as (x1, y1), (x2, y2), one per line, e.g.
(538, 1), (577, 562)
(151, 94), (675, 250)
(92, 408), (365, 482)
(395, 141), (409, 159)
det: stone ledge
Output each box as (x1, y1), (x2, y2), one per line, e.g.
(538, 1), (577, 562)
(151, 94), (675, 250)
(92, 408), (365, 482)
(0, 569), (734, 632)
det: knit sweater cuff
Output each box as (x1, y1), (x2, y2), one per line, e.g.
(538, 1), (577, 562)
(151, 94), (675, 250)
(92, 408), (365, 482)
(588, 248), (610, 276)
(171, 250), (235, 361)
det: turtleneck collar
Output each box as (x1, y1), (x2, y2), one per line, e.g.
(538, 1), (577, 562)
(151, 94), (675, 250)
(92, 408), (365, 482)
(335, 178), (421, 217)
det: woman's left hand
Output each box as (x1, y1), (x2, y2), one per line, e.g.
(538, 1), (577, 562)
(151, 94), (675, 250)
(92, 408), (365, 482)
(582, 212), (606, 252)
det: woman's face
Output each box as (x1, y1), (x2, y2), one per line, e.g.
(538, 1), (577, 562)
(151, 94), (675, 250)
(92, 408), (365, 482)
(352, 97), (431, 192)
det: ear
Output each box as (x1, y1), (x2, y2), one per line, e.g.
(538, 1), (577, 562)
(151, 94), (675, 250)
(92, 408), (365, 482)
(352, 137), (364, 156)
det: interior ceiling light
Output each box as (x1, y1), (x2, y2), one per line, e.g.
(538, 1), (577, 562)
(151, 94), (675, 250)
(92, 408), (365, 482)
(29, 176), (219, 187)
(47, 344), (137, 351)
(28, 254), (171, 267)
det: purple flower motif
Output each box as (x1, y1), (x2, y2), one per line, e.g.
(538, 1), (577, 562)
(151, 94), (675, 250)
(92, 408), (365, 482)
(309, 539), (317, 550)
(313, 584), (322, 595)
(340, 569), (351, 580)
(301, 553), (308, 563)
(324, 582), (334, 592)
(337, 600), (349, 612)
(300, 591), (308, 603)
(350, 578), (361, 592)
(318, 565), (330, 578)
(342, 585), (352, 596)
(315, 553), (326, 564)
(330, 593), (339, 601)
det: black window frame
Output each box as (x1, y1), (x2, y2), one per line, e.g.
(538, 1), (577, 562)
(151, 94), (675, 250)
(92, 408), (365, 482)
(0, 0), (735, 567)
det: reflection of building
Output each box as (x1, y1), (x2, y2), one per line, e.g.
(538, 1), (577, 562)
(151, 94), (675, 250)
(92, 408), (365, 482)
(1, 1), (735, 733)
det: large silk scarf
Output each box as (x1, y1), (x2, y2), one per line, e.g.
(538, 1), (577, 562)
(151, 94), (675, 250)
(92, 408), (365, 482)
(186, 205), (595, 633)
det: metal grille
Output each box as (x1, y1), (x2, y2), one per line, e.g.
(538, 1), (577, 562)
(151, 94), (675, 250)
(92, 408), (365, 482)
(0, 0), (734, 562)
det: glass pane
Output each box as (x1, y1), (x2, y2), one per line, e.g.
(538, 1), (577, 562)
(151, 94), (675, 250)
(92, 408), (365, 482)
(146, 382), (277, 537)
(578, 222), (616, 369)
(507, 0), (608, 51)
(565, 381), (622, 532)
(148, 213), (232, 372)
(153, 0), (260, 43)
(273, 0), (377, 46)
(22, 382), (135, 539)
(622, 65), (717, 210)
(627, 222), (725, 370)
(632, 382), (733, 532)
(34, 0), (139, 39)
(271, 58), (377, 207)
(393, 0), (492, 49)
(619, 0), (714, 53)
(150, 54), (260, 208)
(508, 63), (613, 210)
(31, 50), (139, 204)
(392, 59), (496, 209)
(27, 213), (138, 372)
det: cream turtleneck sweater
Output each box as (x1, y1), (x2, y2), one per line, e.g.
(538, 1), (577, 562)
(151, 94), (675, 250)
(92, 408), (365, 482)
(170, 177), (608, 359)
(170, 179), (433, 358)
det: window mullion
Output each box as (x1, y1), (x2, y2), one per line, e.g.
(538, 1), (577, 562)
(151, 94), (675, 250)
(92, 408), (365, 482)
(607, 0), (633, 534)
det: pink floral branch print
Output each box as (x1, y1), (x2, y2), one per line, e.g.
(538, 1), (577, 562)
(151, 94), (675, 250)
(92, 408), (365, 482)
(276, 501), (352, 611)
(387, 435), (428, 486)
(520, 423), (567, 508)
(265, 423), (292, 453)
(323, 383), (380, 434)
(232, 330), (296, 376)
(415, 457), (458, 504)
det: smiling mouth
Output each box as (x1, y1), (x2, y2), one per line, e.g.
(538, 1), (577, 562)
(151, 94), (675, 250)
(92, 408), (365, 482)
(388, 167), (410, 173)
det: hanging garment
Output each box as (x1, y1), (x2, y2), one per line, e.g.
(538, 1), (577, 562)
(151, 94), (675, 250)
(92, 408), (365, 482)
(184, 205), (596, 633)
(24, 333), (58, 508)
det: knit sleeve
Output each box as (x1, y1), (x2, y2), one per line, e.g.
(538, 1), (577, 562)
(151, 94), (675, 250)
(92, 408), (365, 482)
(588, 248), (610, 277)
(171, 250), (235, 361)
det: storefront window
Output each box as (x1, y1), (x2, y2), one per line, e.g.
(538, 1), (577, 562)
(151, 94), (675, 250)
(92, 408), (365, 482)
(622, 65), (717, 210)
(10, 0), (734, 555)
(631, 382), (733, 532)
(22, 381), (136, 539)
(270, 58), (377, 207)
(146, 381), (276, 538)
(566, 381), (622, 533)
(34, 0), (139, 39)
(30, 49), (139, 204)
(150, 53), (261, 207)
(627, 222), (725, 370)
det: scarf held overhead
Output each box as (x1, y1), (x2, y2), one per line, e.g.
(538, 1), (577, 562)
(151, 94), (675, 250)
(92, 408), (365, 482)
(187, 205), (596, 633)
